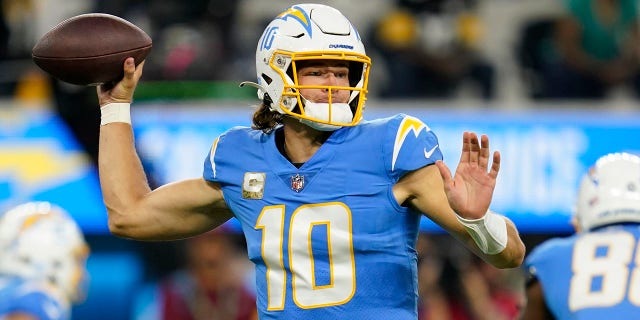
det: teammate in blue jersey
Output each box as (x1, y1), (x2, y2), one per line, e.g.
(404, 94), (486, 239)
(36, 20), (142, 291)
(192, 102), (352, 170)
(0, 202), (90, 320)
(522, 152), (640, 320)
(95, 3), (525, 319)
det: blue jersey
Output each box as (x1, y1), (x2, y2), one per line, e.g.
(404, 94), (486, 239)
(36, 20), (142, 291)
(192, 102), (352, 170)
(0, 276), (69, 320)
(525, 224), (640, 319)
(203, 114), (443, 319)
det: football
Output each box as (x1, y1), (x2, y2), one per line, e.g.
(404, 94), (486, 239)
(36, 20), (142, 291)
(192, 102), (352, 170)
(32, 13), (152, 86)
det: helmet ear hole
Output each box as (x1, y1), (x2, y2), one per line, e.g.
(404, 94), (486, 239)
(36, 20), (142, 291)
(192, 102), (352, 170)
(261, 74), (273, 85)
(263, 93), (273, 105)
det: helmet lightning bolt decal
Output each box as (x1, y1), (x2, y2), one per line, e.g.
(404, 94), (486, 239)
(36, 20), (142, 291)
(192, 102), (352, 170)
(276, 5), (313, 37)
(392, 116), (428, 171)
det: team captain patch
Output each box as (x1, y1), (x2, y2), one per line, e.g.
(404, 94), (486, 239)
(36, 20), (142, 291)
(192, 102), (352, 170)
(242, 172), (266, 199)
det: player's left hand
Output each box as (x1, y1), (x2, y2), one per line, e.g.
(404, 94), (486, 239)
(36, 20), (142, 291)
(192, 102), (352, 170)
(435, 131), (500, 220)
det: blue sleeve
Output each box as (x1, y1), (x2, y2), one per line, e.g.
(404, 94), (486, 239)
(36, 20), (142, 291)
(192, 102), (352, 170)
(203, 135), (220, 182)
(202, 127), (243, 182)
(384, 114), (443, 181)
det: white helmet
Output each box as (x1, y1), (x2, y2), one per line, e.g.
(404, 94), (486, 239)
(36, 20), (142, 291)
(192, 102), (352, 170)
(575, 152), (640, 231)
(246, 3), (371, 130)
(0, 202), (90, 303)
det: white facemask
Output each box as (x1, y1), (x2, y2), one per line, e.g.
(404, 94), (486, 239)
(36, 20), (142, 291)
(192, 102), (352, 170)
(299, 101), (353, 131)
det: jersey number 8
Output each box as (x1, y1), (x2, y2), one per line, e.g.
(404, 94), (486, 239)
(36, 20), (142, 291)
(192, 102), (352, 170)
(569, 231), (640, 310)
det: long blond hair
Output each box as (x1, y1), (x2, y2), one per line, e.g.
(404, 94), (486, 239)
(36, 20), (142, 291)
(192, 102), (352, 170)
(251, 101), (284, 133)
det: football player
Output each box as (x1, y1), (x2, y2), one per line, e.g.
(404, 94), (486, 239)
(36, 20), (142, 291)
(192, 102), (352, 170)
(0, 202), (90, 320)
(523, 152), (640, 319)
(95, 3), (525, 319)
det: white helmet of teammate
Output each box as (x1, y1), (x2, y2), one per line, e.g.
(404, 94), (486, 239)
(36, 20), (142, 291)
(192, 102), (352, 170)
(575, 152), (640, 231)
(0, 202), (90, 303)
(245, 3), (371, 131)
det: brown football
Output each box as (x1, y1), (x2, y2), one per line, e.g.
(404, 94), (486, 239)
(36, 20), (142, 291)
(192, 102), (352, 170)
(32, 13), (152, 86)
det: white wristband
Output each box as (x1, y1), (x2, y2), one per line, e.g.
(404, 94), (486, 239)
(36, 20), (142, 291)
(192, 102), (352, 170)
(456, 210), (508, 255)
(100, 103), (131, 125)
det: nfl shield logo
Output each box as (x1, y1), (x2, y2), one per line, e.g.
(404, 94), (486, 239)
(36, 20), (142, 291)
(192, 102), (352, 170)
(291, 174), (305, 192)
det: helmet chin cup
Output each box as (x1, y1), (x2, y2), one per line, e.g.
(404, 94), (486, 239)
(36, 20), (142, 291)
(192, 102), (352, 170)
(298, 101), (353, 131)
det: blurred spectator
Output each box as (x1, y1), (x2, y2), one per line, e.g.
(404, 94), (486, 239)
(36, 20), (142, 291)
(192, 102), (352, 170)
(9, 0), (242, 165)
(101, 0), (241, 81)
(1, 0), (32, 97)
(50, 81), (101, 163)
(369, 0), (495, 100)
(417, 233), (523, 320)
(32, 0), (101, 164)
(0, 3), (10, 95)
(515, 17), (558, 100)
(536, 0), (640, 99)
(0, 202), (90, 320)
(0, 0), (95, 98)
(133, 226), (257, 320)
(0, 4), (7, 56)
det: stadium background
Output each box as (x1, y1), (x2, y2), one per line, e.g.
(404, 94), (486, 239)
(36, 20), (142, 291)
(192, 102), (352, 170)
(1, 0), (639, 318)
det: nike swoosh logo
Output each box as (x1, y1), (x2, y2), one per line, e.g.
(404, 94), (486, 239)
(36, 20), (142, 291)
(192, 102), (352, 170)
(424, 145), (438, 159)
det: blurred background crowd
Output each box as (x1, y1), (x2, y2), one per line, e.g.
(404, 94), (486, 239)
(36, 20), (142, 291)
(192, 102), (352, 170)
(4, 0), (640, 104)
(1, 0), (639, 319)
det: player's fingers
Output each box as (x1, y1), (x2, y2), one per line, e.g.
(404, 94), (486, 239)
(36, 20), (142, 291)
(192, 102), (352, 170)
(459, 131), (470, 164)
(121, 58), (137, 84)
(122, 58), (144, 91)
(123, 57), (136, 75)
(468, 132), (480, 165)
(435, 160), (453, 188)
(478, 134), (490, 170)
(133, 60), (145, 81)
(489, 151), (500, 179)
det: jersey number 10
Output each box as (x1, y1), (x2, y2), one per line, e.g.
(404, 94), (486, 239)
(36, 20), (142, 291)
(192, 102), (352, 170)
(256, 202), (356, 310)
